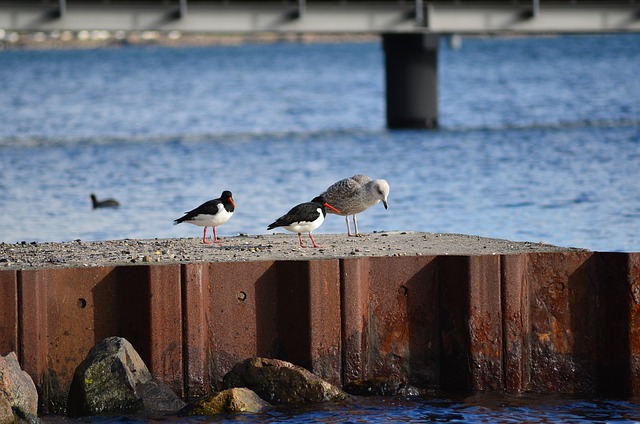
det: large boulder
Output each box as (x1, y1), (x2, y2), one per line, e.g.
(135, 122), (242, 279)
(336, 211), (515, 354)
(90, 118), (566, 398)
(0, 352), (39, 423)
(222, 357), (348, 405)
(182, 388), (270, 415)
(66, 337), (185, 417)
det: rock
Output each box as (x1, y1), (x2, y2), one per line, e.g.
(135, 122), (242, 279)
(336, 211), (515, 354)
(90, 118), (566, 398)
(1, 395), (14, 424)
(136, 381), (187, 413)
(222, 357), (348, 405)
(66, 336), (185, 417)
(343, 375), (422, 397)
(182, 388), (270, 415)
(66, 337), (149, 417)
(0, 352), (39, 422)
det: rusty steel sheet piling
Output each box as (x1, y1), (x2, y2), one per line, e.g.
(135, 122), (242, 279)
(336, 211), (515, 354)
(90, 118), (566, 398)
(501, 254), (531, 393)
(0, 270), (18, 356)
(1, 251), (640, 413)
(341, 256), (439, 388)
(527, 252), (598, 393)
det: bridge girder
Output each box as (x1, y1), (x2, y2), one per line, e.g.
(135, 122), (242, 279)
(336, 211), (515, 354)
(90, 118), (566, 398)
(1, 1), (639, 34)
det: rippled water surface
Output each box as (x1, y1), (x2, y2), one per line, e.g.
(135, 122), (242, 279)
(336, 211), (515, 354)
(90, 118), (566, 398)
(40, 393), (640, 423)
(1, 34), (639, 251)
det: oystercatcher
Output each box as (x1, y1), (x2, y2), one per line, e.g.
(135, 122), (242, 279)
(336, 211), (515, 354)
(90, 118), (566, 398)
(90, 193), (120, 209)
(267, 196), (340, 248)
(174, 190), (235, 244)
(320, 174), (390, 236)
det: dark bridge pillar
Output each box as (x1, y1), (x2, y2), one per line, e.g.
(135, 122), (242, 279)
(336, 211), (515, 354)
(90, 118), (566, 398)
(383, 33), (439, 129)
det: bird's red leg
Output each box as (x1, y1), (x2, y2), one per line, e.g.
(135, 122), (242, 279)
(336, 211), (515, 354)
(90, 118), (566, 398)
(203, 227), (213, 244)
(213, 227), (222, 243)
(309, 232), (320, 248)
(298, 233), (307, 248)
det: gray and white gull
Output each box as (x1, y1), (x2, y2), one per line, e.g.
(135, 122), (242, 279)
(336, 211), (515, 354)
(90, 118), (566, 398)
(320, 174), (390, 236)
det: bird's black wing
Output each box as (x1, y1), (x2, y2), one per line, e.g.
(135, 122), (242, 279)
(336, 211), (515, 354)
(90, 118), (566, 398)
(174, 199), (221, 224)
(267, 202), (321, 230)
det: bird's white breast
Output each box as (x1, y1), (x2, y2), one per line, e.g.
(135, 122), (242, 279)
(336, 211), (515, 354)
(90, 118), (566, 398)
(186, 203), (233, 227)
(283, 208), (324, 233)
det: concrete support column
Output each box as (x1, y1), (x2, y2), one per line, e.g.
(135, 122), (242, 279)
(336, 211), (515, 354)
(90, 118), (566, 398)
(383, 32), (439, 129)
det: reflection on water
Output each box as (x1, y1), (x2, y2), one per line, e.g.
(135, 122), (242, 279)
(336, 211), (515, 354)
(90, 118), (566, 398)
(40, 393), (640, 423)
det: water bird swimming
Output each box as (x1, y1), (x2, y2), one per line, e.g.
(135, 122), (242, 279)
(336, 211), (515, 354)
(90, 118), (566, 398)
(320, 174), (390, 236)
(267, 196), (340, 248)
(174, 190), (235, 244)
(90, 193), (120, 209)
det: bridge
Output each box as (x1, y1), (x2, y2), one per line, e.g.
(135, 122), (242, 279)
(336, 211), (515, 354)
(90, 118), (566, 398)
(2, 1), (639, 128)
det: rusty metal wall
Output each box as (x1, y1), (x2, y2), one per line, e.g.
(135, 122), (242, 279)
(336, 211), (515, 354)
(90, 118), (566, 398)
(1, 251), (639, 413)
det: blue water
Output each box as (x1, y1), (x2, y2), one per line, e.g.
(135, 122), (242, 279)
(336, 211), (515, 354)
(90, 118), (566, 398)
(1, 34), (639, 251)
(254, 394), (640, 423)
(41, 393), (640, 423)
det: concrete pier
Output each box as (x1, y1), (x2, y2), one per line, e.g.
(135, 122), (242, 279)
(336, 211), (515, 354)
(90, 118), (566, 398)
(1, 233), (639, 413)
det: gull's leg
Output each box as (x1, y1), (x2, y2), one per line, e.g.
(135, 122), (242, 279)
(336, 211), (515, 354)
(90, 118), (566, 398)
(346, 215), (356, 237)
(353, 214), (362, 236)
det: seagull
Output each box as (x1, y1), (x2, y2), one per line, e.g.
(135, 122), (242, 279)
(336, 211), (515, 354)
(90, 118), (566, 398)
(320, 174), (390, 236)
(267, 196), (340, 248)
(174, 190), (235, 244)
(90, 193), (120, 209)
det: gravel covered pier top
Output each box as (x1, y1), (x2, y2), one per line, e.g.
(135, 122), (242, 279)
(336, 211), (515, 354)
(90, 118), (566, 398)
(0, 231), (583, 270)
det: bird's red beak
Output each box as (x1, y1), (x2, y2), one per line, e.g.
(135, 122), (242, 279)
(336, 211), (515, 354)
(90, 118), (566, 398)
(229, 197), (236, 207)
(324, 202), (340, 214)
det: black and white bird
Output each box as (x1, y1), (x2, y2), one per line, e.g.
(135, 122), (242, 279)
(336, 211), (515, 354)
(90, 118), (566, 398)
(320, 174), (390, 236)
(174, 190), (235, 244)
(267, 196), (340, 248)
(90, 193), (120, 209)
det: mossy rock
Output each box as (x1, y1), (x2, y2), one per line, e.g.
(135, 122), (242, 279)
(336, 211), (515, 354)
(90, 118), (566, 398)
(66, 337), (151, 417)
(184, 388), (270, 415)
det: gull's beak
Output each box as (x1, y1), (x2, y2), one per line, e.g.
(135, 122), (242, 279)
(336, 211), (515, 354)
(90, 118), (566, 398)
(324, 202), (340, 214)
(382, 199), (388, 210)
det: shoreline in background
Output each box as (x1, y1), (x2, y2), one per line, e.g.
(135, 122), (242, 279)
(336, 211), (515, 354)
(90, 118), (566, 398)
(0, 28), (576, 51)
(0, 29), (380, 50)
